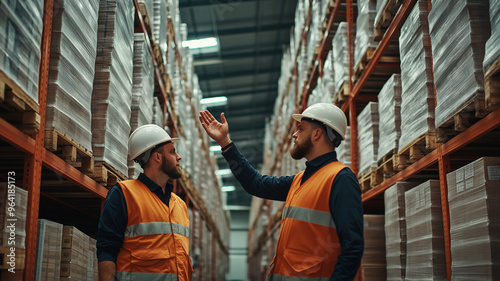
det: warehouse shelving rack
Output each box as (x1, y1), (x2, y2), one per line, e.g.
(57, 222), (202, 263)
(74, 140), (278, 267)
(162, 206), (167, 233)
(248, 0), (500, 280)
(0, 0), (229, 280)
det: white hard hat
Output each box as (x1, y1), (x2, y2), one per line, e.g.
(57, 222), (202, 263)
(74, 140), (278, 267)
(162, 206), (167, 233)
(128, 124), (178, 164)
(292, 103), (347, 139)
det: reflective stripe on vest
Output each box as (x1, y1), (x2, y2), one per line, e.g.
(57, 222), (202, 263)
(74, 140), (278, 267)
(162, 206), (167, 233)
(266, 274), (331, 281)
(116, 271), (179, 281)
(125, 222), (190, 238)
(282, 206), (336, 229)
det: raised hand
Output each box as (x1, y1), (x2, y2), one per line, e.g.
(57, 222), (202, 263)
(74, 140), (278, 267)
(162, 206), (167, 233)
(199, 110), (232, 147)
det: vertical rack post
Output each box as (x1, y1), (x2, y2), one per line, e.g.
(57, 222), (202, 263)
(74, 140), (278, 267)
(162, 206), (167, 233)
(437, 144), (452, 280)
(23, 0), (53, 279)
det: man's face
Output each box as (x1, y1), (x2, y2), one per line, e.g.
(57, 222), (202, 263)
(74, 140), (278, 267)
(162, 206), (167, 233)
(290, 120), (314, 160)
(159, 142), (182, 179)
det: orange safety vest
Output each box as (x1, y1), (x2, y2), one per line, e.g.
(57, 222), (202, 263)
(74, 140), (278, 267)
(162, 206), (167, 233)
(115, 179), (193, 281)
(267, 161), (348, 281)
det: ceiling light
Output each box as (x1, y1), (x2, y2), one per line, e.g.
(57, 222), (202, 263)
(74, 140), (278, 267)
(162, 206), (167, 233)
(221, 185), (236, 192)
(215, 169), (232, 176)
(209, 145), (221, 152)
(200, 96), (227, 107)
(182, 37), (218, 49)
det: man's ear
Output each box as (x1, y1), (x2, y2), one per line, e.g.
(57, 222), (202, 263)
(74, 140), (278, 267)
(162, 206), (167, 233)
(311, 128), (323, 142)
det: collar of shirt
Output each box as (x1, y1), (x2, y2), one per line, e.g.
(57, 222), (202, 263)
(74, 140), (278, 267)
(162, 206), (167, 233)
(137, 173), (173, 205)
(302, 151), (338, 184)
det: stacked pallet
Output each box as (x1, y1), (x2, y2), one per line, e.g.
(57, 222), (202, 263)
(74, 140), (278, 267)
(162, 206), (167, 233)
(152, 97), (165, 127)
(91, 0), (135, 176)
(377, 74), (401, 162)
(0, 0), (43, 102)
(35, 220), (63, 281)
(332, 22), (349, 104)
(0, 184), (27, 249)
(484, 1), (500, 112)
(128, 33), (155, 179)
(337, 126), (351, 168)
(405, 180), (446, 280)
(46, 0), (99, 153)
(430, 0), (491, 129)
(354, 0), (378, 69)
(361, 215), (386, 281)
(398, 0), (435, 153)
(384, 182), (415, 281)
(357, 102), (379, 177)
(153, 0), (168, 64)
(446, 157), (500, 279)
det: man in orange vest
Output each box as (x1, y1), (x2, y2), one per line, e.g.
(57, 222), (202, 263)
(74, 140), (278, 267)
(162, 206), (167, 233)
(97, 124), (193, 281)
(200, 103), (364, 280)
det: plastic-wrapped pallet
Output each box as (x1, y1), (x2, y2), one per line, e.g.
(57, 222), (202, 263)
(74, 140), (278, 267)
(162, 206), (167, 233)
(60, 226), (90, 280)
(0, 184), (27, 249)
(92, 0), (135, 176)
(357, 102), (379, 176)
(152, 97), (165, 127)
(354, 0), (378, 68)
(384, 182), (416, 281)
(0, 0), (43, 102)
(398, 0), (435, 152)
(128, 33), (155, 179)
(405, 180), (446, 281)
(45, 0), (99, 152)
(446, 157), (500, 279)
(332, 22), (349, 95)
(337, 126), (351, 168)
(484, 1), (500, 71)
(377, 74), (401, 162)
(35, 219), (63, 281)
(153, 0), (168, 64)
(317, 51), (335, 102)
(430, 0), (491, 128)
(361, 215), (386, 281)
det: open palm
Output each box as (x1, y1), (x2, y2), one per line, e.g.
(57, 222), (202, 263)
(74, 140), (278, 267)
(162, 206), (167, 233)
(199, 110), (230, 145)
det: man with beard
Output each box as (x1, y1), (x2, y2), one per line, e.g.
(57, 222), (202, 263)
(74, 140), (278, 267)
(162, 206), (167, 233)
(97, 124), (193, 281)
(199, 103), (363, 280)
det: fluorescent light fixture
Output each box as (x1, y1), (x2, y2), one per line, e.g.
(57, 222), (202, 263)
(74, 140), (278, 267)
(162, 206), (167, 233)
(200, 96), (227, 107)
(215, 169), (232, 176)
(182, 37), (218, 49)
(221, 185), (236, 192)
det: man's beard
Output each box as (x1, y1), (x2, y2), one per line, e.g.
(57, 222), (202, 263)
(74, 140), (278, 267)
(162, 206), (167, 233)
(290, 137), (312, 160)
(162, 154), (182, 179)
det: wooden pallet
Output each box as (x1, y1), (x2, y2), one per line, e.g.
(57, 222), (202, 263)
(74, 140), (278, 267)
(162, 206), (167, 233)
(0, 247), (25, 270)
(359, 169), (376, 193)
(333, 82), (350, 107)
(321, 0), (337, 34)
(484, 57), (500, 112)
(435, 94), (486, 143)
(90, 161), (128, 187)
(374, 0), (403, 41)
(44, 129), (94, 174)
(394, 131), (436, 171)
(372, 154), (396, 187)
(0, 69), (40, 134)
(353, 47), (400, 83)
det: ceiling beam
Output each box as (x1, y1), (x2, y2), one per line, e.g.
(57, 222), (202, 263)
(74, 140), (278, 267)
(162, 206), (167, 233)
(191, 23), (293, 38)
(197, 67), (280, 81)
(180, 0), (272, 8)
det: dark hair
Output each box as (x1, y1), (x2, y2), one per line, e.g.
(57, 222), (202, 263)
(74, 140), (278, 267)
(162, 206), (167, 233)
(301, 118), (342, 147)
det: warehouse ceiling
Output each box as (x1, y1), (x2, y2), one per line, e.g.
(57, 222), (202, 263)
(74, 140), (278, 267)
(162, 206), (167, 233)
(180, 0), (298, 207)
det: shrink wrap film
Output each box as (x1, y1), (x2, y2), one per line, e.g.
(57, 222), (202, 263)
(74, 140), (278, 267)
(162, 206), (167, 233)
(35, 220), (63, 281)
(405, 180), (446, 280)
(92, 0), (135, 176)
(446, 157), (500, 280)
(362, 215), (386, 281)
(0, 0), (43, 102)
(377, 74), (401, 161)
(357, 102), (379, 176)
(337, 126), (351, 168)
(484, 1), (500, 70)
(354, 0), (378, 68)
(332, 22), (349, 94)
(46, 0), (99, 152)
(429, 0), (491, 128)
(384, 182), (417, 280)
(399, 0), (435, 151)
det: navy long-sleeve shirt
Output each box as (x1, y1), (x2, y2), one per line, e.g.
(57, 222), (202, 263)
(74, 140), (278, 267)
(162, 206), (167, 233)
(96, 173), (174, 263)
(223, 144), (364, 281)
